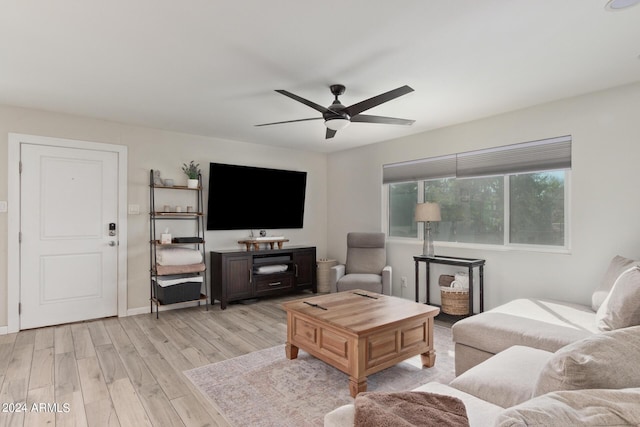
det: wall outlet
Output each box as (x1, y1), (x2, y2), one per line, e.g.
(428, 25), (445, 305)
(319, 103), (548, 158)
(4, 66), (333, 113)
(128, 204), (140, 215)
(401, 276), (407, 288)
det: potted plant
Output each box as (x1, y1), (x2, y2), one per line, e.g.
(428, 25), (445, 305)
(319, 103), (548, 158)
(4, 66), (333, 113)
(182, 161), (201, 189)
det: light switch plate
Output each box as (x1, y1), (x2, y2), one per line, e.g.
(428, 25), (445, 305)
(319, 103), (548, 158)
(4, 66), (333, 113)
(128, 204), (140, 215)
(0, 201), (7, 212)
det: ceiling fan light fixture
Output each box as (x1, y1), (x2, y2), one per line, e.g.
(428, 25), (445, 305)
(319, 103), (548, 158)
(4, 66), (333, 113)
(605, 0), (640, 10)
(325, 117), (350, 131)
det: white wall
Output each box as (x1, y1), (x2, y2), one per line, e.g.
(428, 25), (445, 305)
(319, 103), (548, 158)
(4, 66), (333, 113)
(327, 82), (640, 310)
(0, 105), (328, 326)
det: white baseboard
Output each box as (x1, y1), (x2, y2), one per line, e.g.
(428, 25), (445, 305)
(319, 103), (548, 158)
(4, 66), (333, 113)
(126, 299), (210, 316)
(0, 326), (8, 335)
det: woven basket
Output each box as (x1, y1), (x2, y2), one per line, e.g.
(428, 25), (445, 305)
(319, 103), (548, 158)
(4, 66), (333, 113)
(316, 259), (337, 293)
(440, 286), (469, 315)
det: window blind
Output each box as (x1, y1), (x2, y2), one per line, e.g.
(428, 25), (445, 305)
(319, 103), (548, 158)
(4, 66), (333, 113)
(382, 135), (571, 184)
(382, 154), (456, 184)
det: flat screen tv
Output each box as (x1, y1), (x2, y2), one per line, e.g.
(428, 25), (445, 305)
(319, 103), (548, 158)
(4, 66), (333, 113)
(206, 162), (307, 230)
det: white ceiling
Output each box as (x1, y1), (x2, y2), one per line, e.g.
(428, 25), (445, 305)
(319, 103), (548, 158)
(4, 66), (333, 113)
(1, 1), (639, 153)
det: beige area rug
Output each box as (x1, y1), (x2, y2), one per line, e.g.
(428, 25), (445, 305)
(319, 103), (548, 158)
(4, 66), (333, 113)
(184, 325), (455, 427)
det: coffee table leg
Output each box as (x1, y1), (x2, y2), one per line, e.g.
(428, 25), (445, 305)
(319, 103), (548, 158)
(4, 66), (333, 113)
(349, 376), (367, 397)
(420, 349), (436, 368)
(285, 342), (299, 359)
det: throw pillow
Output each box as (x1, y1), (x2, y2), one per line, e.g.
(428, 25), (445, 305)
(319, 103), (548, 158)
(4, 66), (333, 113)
(596, 265), (640, 331)
(496, 388), (640, 427)
(591, 255), (638, 311)
(534, 325), (640, 396)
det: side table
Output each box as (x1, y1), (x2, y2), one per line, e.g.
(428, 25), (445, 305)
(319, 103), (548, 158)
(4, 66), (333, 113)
(414, 255), (485, 315)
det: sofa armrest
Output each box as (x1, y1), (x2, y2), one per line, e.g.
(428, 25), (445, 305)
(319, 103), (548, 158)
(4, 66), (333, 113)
(330, 264), (345, 293)
(382, 265), (392, 295)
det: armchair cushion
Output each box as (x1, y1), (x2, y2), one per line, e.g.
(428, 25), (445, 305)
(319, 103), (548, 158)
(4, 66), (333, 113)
(334, 274), (382, 293)
(346, 232), (386, 274)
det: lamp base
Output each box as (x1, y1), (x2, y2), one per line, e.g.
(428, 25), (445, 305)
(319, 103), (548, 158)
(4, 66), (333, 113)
(423, 222), (435, 257)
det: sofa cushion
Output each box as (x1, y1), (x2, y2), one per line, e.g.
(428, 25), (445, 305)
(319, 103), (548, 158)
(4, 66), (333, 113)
(591, 255), (639, 311)
(450, 345), (553, 408)
(596, 266), (640, 331)
(452, 299), (597, 356)
(496, 388), (640, 427)
(534, 325), (640, 396)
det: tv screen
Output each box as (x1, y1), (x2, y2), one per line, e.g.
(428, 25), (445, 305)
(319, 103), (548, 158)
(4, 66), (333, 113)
(206, 163), (307, 230)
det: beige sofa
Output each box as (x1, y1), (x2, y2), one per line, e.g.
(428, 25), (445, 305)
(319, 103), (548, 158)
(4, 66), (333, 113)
(453, 255), (640, 375)
(325, 326), (640, 426)
(325, 255), (640, 426)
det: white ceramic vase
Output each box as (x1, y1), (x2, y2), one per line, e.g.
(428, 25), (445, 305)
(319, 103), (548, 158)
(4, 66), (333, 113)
(187, 179), (199, 189)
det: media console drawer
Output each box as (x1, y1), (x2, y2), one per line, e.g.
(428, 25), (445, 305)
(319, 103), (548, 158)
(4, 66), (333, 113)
(254, 274), (294, 294)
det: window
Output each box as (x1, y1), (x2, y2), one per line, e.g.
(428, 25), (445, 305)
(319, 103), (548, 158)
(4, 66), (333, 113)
(389, 182), (418, 238)
(425, 176), (504, 245)
(383, 136), (570, 249)
(509, 171), (565, 246)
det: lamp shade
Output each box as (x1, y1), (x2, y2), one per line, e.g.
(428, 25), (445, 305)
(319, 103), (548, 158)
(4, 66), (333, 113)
(415, 202), (441, 222)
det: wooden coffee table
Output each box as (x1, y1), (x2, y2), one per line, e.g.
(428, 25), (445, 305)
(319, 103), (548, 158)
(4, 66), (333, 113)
(282, 290), (440, 397)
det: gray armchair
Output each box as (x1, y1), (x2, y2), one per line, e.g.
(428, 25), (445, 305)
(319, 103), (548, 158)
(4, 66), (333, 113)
(329, 232), (392, 295)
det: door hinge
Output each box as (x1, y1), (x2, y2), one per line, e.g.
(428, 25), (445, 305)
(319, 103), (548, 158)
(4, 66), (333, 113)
(18, 303), (21, 315)
(19, 232), (22, 243)
(19, 161), (22, 174)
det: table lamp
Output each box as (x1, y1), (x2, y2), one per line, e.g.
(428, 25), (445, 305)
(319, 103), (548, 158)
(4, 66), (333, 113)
(415, 202), (441, 257)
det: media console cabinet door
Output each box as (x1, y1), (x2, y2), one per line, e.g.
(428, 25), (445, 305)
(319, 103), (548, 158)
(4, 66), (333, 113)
(293, 249), (316, 289)
(223, 255), (253, 301)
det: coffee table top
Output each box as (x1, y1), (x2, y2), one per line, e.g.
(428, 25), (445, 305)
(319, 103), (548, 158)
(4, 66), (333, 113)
(282, 290), (439, 334)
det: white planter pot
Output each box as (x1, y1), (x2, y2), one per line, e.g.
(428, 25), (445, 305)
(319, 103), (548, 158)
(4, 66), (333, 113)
(187, 179), (199, 189)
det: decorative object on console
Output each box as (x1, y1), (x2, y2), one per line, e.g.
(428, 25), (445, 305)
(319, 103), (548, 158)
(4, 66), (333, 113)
(415, 202), (441, 257)
(182, 160), (201, 188)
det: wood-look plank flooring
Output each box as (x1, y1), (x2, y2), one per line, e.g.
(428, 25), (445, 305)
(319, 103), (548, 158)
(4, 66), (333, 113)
(0, 294), (305, 427)
(0, 293), (452, 427)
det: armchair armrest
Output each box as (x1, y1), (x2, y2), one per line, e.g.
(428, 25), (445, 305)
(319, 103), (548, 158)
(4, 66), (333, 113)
(330, 264), (345, 293)
(381, 265), (392, 295)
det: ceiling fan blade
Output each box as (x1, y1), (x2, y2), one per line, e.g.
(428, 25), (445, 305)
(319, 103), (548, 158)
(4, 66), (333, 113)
(275, 90), (329, 114)
(325, 128), (337, 139)
(350, 114), (415, 126)
(255, 117), (322, 127)
(344, 85), (414, 117)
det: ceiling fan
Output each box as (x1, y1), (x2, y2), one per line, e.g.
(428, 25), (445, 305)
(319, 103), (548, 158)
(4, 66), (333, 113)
(256, 84), (415, 139)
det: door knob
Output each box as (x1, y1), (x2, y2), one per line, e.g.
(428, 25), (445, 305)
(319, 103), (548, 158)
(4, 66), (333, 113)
(108, 241), (116, 246)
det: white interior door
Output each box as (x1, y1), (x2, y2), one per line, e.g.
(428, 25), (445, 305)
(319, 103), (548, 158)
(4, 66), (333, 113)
(20, 143), (119, 329)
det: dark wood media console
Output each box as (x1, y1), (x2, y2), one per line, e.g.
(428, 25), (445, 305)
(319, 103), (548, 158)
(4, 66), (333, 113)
(211, 246), (317, 309)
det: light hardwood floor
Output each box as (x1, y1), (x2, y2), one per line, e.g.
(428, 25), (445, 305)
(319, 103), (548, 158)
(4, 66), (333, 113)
(0, 294), (309, 427)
